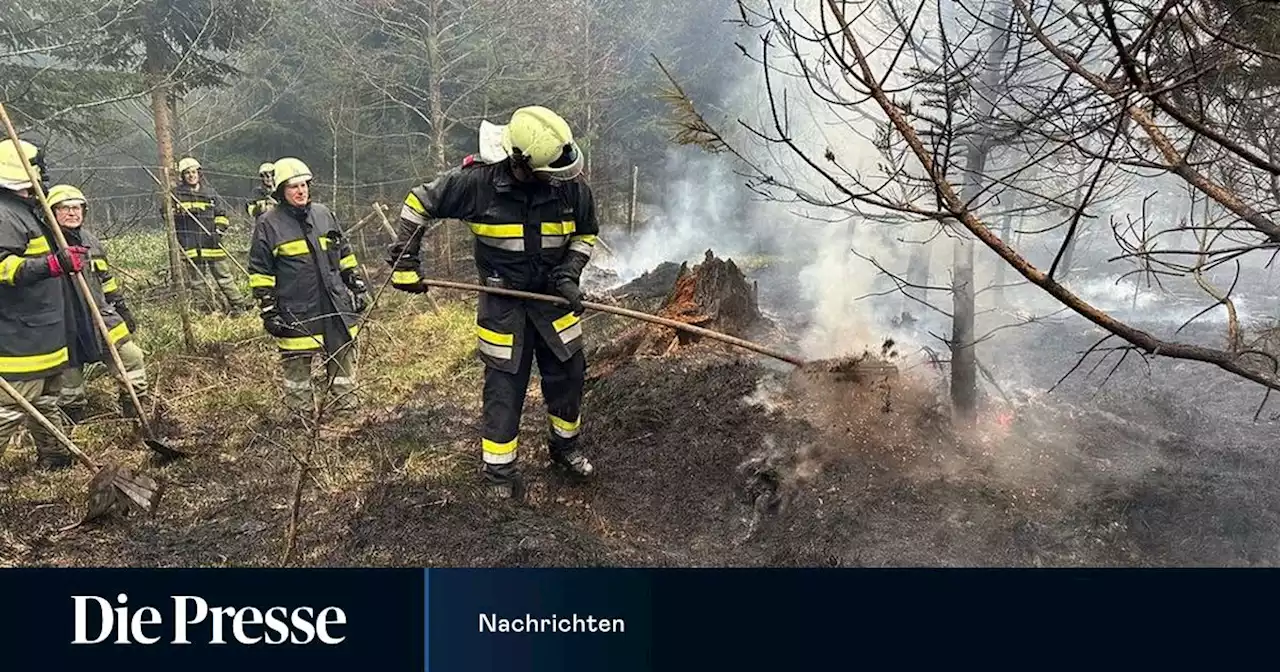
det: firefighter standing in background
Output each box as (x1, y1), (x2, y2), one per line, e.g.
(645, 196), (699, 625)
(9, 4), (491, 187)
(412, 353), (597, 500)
(171, 156), (252, 314)
(247, 157), (368, 414)
(246, 162), (276, 219)
(45, 184), (150, 423)
(0, 139), (81, 470)
(388, 106), (598, 501)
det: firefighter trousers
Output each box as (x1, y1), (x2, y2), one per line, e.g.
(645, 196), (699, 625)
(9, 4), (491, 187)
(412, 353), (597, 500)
(185, 257), (250, 312)
(0, 375), (71, 465)
(56, 339), (149, 414)
(280, 343), (357, 414)
(481, 318), (585, 476)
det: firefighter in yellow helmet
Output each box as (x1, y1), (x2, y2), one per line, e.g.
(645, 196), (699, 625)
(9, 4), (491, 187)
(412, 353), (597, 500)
(170, 156), (252, 314)
(246, 161), (276, 219)
(0, 139), (83, 470)
(45, 184), (151, 423)
(388, 106), (597, 501)
(247, 157), (369, 414)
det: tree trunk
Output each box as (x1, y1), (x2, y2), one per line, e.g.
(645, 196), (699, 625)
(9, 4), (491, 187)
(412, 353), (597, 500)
(902, 242), (931, 320)
(581, 4), (594, 183)
(145, 41), (194, 351)
(628, 165), (638, 236)
(951, 0), (1013, 420)
(425, 0), (453, 276)
(993, 214), (1014, 306)
(1055, 172), (1091, 282)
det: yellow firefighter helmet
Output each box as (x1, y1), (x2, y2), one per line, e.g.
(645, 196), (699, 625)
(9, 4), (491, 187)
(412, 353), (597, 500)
(258, 162), (275, 175)
(47, 184), (87, 209)
(177, 157), (201, 174)
(272, 157), (312, 192)
(500, 106), (583, 180)
(0, 138), (43, 191)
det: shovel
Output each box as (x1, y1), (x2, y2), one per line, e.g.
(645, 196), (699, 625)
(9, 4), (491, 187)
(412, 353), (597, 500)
(0, 103), (186, 461)
(0, 376), (165, 524)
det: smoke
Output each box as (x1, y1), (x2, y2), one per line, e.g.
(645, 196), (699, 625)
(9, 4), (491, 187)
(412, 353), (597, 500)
(607, 147), (757, 283)
(594, 0), (938, 363)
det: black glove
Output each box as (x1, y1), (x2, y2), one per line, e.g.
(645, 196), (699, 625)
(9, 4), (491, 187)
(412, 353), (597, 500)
(262, 311), (295, 338)
(258, 296), (295, 338)
(115, 300), (137, 333)
(555, 277), (585, 315)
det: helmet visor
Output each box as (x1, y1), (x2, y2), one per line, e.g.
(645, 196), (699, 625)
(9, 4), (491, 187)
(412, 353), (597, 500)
(532, 142), (583, 181)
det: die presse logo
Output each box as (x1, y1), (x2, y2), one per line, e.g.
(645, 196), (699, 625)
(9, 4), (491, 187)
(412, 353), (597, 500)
(71, 593), (348, 645)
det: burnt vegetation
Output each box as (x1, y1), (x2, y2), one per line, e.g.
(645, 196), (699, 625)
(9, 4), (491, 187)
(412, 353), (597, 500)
(3, 0), (1280, 567)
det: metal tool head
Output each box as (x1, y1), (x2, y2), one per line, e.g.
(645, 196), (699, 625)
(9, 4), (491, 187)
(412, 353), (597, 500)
(144, 437), (186, 461)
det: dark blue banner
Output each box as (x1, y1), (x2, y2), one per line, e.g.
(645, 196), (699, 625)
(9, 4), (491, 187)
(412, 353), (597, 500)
(0, 567), (1271, 669)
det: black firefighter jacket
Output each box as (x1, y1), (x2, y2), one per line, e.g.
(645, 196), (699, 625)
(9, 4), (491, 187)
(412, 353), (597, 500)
(65, 226), (132, 354)
(0, 191), (95, 380)
(388, 158), (600, 374)
(246, 185), (276, 220)
(247, 202), (361, 354)
(171, 182), (231, 260)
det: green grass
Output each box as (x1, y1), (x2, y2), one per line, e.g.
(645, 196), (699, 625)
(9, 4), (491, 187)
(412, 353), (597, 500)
(0, 235), (486, 538)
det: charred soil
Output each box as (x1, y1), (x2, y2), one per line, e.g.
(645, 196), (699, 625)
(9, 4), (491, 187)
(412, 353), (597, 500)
(2, 260), (1278, 567)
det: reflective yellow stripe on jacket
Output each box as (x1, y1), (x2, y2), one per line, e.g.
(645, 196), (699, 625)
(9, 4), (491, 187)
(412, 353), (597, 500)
(1, 236), (53, 284)
(0, 347), (69, 375)
(469, 222), (524, 252)
(273, 238), (330, 257)
(107, 321), (129, 345)
(185, 247), (227, 259)
(276, 325), (360, 351)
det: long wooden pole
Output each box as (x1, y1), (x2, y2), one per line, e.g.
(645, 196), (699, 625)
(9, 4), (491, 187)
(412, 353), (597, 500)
(421, 279), (807, 366)
(0, 103), (158, 439)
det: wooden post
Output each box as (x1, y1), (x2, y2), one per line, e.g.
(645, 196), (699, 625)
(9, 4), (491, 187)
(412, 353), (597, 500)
(628, 165), (638, 237)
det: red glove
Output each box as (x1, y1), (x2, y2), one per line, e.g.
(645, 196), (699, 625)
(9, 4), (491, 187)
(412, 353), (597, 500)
(46, 246), (90, 276)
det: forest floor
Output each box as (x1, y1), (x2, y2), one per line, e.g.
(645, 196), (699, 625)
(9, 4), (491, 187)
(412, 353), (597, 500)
(2, 243), (1279, 567)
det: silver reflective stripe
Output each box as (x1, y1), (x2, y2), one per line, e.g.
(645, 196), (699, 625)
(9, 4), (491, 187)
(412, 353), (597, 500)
(478, 340), (513, 360)
(331, 376), (355, 386)
(477, 236), (525, 251)
(552, 423), (579, 439)
(569, 240), (594, 256)
(541, 235), (568, 249)
(400, 205), (427, 226)
(483, 450), (517, 465)
(125, 370), (146, 385)
(61, 386), (86, 396)
(558, 323), (582, 344)
(283, 379), (311, 390)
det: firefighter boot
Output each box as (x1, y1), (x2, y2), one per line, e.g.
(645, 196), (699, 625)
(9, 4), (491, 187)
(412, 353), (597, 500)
(548, 435), (594, 479)
(119, 390), (149, 420)
(483, 463), (526, 503)
(31, 393), (72, 472)
(61, 404), (87, 424)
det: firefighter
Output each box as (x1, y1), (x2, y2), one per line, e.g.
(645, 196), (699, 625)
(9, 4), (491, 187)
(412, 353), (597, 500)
(247, 157), (368, 414)
(45, 184), (149, 423)
(388, 106), (598, 500)
(246, 162), (276, 219)
(171, 156), (252, 314)
(0, 139), (81, 470)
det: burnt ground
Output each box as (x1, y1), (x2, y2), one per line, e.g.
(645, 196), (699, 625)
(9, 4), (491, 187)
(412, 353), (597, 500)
(3, 263), (1280, 567)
